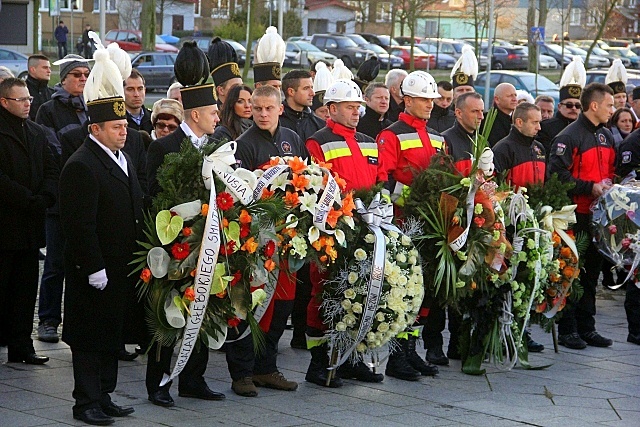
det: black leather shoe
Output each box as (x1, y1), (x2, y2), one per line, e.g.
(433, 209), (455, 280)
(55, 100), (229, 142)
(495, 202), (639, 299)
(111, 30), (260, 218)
(148, 388), (175, 407)
(525, 332), (545, 353)
(558, 333), (587, 349)
(627, 334), (640, 345)
(73, 408), (114, 425)
(101, 402), (134, 417)
(426, 348), (449, 366)
(305, 366), (343, 388)
(117, 349), (139, 361)
(178, 385), (226, 400)
(8, 353), (49, 365)
(580, 331), (613, 347)
(337, 360), (384, 383)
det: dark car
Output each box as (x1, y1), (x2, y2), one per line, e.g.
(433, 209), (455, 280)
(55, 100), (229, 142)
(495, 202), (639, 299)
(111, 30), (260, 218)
(586, 69), (640, 86)
(537, 43), (572, 67)
(474, 70), (559, 104)
(179, 37), (247, 66)
(358, 34), (398, 51)
(309, 34), (372, 69)
(129, 52), (177, 91)
(480, 46), (528, 70)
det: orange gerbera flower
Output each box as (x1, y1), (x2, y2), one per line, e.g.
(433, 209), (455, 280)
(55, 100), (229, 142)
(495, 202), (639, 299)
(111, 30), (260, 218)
(291, 173), (309, 191)
(201, 203), (209, 216)
(284, 191), (300, 207)
(264, 259), (277, 272)
(326, 208), (342, 228)
(241, 237), (258, 253)
(239, 210), (252, 224)
(288, 156), (307, 174)
(261, 187), (275, 199)
(341, 193), (355, 217)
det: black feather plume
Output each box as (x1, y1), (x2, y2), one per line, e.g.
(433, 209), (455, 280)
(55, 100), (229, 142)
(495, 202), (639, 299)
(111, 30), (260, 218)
(357, 57), (380, 83)
(207, 37), (238, 70)
(174, 41), (210, 86)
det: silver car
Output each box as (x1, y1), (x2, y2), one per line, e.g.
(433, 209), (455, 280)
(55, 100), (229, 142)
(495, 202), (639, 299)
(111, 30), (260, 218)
(284, 41), (337, 67)
(0, 48), (28, 79)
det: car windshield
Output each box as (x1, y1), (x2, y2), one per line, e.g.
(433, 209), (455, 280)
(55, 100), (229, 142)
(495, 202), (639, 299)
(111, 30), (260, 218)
(417, 44), (436, 53)
(566, 46), (588, 55)
(337, 38), (358, 48)
(619, 48), (637, 57)
(378, 35), (399, 46)
(296, 41), (321, 52)
(366, 44), (387, 54)
(592, 47), (608, 56)
(547, 44), (569, 54)
(225, 40), (246, 52)
(519, 74), (558, 91)
(348, 35), (368, 45)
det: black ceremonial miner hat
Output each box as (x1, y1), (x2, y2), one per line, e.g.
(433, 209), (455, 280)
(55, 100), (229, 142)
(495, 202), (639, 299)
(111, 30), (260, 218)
(180, 83), (218, 110)
(88, 96), (127, 124)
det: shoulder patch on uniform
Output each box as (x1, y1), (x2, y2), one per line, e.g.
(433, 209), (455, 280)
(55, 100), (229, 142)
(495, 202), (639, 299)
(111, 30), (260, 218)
(598, 133), (606, 144)
(556, 143), (566, 156)
(622, 151), (632, 164)
(281, 141), (292, 154)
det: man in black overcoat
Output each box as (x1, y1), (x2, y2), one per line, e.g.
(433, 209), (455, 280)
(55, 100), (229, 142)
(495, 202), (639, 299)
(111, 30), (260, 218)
(59, 94), (142, 425)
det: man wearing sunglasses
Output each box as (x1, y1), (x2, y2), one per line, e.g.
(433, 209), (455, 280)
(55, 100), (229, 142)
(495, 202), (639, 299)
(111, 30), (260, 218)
(34, 54), (90, 346)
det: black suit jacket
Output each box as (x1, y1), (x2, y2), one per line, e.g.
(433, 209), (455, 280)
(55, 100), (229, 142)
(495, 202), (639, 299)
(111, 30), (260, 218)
(59, 121), (148, 195)
(59, 137), (144, 352)
(147, 127), (190, 197)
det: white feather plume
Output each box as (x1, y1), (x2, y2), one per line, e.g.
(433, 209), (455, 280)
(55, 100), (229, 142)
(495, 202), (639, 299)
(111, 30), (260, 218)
(331, 59), (353, 80)
(107, 42), (132, 81)
(313, 61), (334, 92)
(83, 43), (125, 102)
(451, 44), (478, 80)
(88, 31), (105, 51)
(559, 56), (586, 88)
(255, 26), (286, 66)
(605, 58), (627, 85)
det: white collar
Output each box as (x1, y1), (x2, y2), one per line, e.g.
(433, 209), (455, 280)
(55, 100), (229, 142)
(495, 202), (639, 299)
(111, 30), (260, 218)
(180, 122), (208, 148)
(90, 134), (128, 176)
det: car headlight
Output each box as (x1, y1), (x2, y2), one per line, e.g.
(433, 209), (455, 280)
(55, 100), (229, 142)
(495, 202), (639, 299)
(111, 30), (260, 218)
(355, 53), (363, 58)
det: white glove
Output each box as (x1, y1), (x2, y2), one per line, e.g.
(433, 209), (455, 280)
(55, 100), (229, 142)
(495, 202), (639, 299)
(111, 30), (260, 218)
(88, 269), (108, 291)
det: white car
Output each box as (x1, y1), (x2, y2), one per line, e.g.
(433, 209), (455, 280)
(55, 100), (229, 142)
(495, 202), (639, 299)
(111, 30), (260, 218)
(0, 48), (28, 79)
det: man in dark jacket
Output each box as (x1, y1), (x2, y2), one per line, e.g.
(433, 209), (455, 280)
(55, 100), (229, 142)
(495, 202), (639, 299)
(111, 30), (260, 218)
(0, 78), (58, 365)
(124, 69), (153, 134)
(357, 82), (392, 139)
(280, 70), (325, 142)
(486, 82), (518, 147)
(429, 81), (456, 132)
(26, 54), (54, 120)
(82, 24), (93, 59)
(35, 54), (89, 345)
(59, 95), (140, 426)
(54, 21), (69, 59)
(385, 69), (407, 122)
(547, 83), (616, 350)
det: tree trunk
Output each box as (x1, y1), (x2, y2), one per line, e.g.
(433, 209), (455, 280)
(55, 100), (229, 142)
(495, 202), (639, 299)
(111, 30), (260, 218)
(527, 0), (537, 73)
(141, 0), (157, 51)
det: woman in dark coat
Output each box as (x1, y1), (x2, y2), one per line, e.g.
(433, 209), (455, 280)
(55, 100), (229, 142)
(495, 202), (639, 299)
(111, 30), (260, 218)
(211, 84), (253, 142)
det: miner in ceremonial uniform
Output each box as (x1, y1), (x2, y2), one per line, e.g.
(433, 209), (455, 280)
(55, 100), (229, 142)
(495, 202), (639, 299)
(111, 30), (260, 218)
(253, 26), (285, 91)
(208, 37), (243, 106)
(450, 45), (477, 102)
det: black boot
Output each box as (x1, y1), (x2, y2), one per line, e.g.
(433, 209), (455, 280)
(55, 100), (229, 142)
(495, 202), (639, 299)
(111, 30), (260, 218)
(406, 335), (439, 376)
(385, 339), (421, 381)
(305, 344), (343, 388)
(337, 359), (383, 383)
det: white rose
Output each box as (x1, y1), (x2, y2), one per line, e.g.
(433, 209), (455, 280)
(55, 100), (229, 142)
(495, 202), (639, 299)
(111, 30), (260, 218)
(387, 273), (398, 285)
(341, 299), (352, 311)
(335, 321), (347, 331)
(344, 288), (356, 299)
(377, 322), (390, 332)
(390, 287), (406, 299)
(354, 248), (367, 261)
(364, 234), (375, 243)
(412, 265), (421, 274)
(388, 231), (399, 239)
(366, 332), (376, 342)
(375, 331), (384, 341)
(376, 312), (386, 321)
(352, 302), (363, 314)
(401, 235), (412, 246)
(343, 313), (356, 326)
(348, 272), (359, 284)
(396, 253), (407, 263)
(397, 275), (408, 286)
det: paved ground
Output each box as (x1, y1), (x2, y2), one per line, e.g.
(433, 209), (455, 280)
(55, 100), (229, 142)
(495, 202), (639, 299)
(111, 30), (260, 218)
(1, 284), (638, 426)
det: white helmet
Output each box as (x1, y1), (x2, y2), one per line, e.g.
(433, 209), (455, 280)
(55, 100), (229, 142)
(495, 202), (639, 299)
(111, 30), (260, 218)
(323, 79), (364, 105)
(401, 71), (440, 99)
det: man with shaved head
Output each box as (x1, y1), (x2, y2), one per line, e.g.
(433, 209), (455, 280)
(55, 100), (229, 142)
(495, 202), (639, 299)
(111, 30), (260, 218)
(486, 82), (518, 147)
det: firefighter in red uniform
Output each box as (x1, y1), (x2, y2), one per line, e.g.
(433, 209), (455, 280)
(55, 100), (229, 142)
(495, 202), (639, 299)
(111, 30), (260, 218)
(376, 71), (442, 380)
(547, 82), (616, 350)
(492, 102), (546, 189)
(305, 79), (385, 387)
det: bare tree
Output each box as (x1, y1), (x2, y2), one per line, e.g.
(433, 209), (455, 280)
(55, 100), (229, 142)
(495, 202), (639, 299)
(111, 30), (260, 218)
(399, 0), (440, 70)
(117, 0), (142, 31)
(157, 0), (181, 34)
(583, 0), (622, 64)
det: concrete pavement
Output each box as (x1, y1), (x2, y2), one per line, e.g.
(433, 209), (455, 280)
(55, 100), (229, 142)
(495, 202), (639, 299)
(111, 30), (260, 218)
(1, 286), (639, 427)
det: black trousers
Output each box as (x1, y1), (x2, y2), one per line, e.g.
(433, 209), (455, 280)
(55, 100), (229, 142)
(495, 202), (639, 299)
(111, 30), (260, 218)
(0, 249), (39, 358)
(558, 213), (602, 336)
(421, 297), (462, 350)
(71, 349), (118, 414)
(291, 264), (312, 342)
(626, 281), (640, 336)
(145, 341), (209, 394)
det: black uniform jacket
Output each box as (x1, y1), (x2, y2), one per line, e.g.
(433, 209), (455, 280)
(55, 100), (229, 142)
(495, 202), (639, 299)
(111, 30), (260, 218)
(26, 75), (54, 121)
(357, 105), (392, 140)
(537, 111), (574, 160)
(387, 97), (404, 123)
(485, 106), (512, 147)
(493, 126), (546, 188)
(428, 103), (456, 133)
(279, 101), (326, 142)
(442, 120), (474, 177)
(59, 137), (144, 352)
(0, 109), (58, 250)
(617, 128), (640, 178)
(235, 123), (309, 171)
(126, 107), (154, 134)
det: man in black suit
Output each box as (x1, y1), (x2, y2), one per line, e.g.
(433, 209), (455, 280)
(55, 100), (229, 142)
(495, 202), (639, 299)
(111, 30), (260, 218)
(59, 92), (142, 425)
(145, 82), (226, 407)
(0, 78), (58, 364)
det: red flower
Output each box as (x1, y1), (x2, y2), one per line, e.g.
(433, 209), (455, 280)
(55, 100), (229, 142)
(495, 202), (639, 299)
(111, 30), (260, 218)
(216, 192), (234, 211)
(609, 225), (617, 234)
(473, 216), (485, 227)
(140, 268), (152, 284)
(171, 242), (190, 260)
(240, 223), (251, 238)
(184, 287), (195, 301)
(263, 240), (276, 258)
(220, 240), (236, 256)
(230, 270), (242, 286)
(227, 316), (241, 327)
(182, 227), (192, 237)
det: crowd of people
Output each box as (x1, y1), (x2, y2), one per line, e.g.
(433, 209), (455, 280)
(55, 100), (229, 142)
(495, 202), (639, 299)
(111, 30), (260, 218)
(1, 30), (639, 426)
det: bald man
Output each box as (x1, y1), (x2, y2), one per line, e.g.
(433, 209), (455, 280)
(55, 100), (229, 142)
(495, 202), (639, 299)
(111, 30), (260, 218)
(486, 82), (518, 147)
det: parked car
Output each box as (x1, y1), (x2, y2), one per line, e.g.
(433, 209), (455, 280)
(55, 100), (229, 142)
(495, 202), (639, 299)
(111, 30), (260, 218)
(474, 70), (559, 104)
(284, 41), (337, 67)
(538, 43), (572, 66)
(358, 34), (398, 51)
(574, 39), (611, 50)
(0, 48), (28, 79)
(362, 43), (403, 69)
(416, 43), (457, 69)
(480, 46), (528, 70)
(586, 69), (640, 87)
(309, 34), (373, 68)
(590, 46), (632, 68)
(519, 46), (559, 69)
(388, 46), (435, 70)
(105, 30), (179, 53)
(129, 52), (177, 91)
(342, 33), (370, 47)
(420, 38), (470, 59)
(180, 37), (247, 66)
(564, 46), (610, 68)
(605, 47), (640, 69)
(395, 36), (422, 46)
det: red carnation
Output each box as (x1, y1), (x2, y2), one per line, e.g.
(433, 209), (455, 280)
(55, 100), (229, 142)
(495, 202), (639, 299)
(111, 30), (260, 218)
(230, 270), (242, 286)
(219, 240), (236, 256)
(263, 240), (276, 258)
(216, 192), (234, 211)
(227, 316), (241, 327)
(171, 242), (190, 260)
(240, 223), (251, 238)
(473, 216), (485, 227)
(184, 287), (195, 301)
